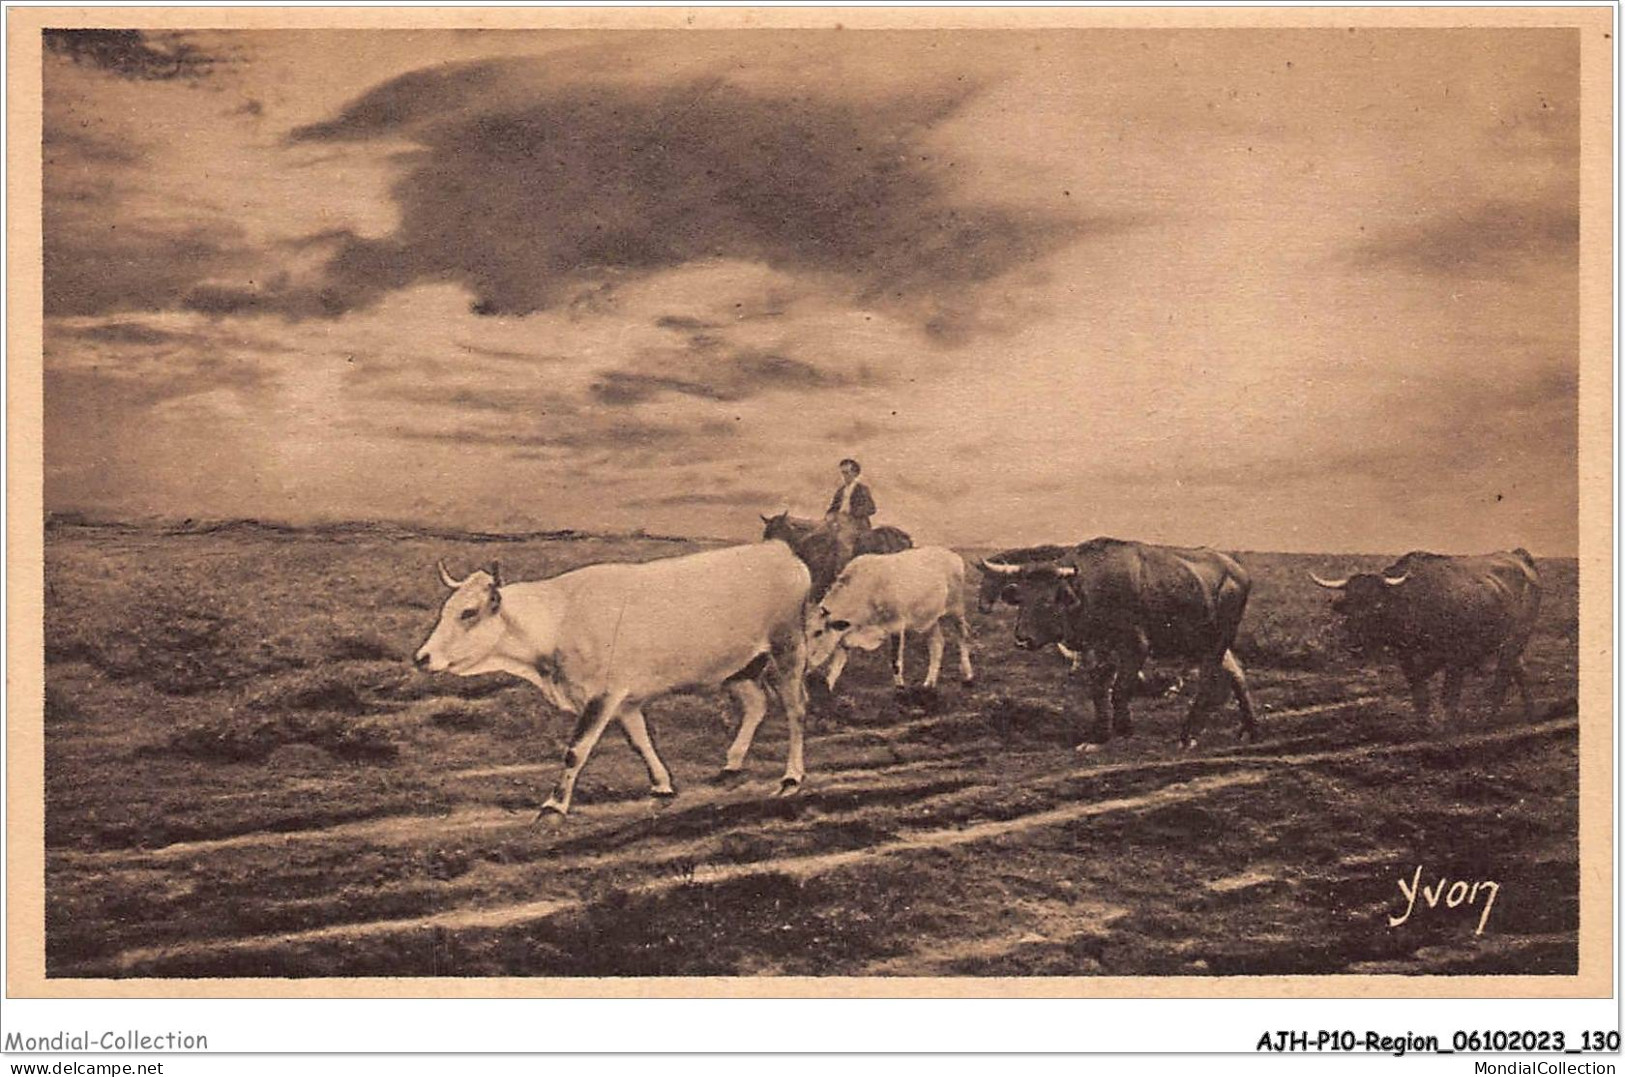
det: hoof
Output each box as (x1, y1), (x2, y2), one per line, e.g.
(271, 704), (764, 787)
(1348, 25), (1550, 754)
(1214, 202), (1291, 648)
(709, 768), (748, 788)
(535, 807), (567, 828)
(775, 777), (803, 798)
(1179, 739), (1198, 752)
(1074, 742), (1104, 754)
(960, 677), (976, 689)
(650, 786), (678, 800)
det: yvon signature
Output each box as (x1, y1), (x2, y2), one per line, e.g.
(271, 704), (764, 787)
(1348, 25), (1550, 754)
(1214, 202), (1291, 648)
(1388, 867), (1500, 936)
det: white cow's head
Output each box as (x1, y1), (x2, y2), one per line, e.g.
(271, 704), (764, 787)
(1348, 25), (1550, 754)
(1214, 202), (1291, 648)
(415, 561), (506, 674)
(804, 590), (888, 669)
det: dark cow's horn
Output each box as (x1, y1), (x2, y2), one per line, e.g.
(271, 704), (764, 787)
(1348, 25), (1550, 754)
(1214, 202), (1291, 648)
(438, 560), (470, 589)
(1309, 572), (1349, 590)
(1382, 573), (1409, 587)
(978, 559), (1021, 576)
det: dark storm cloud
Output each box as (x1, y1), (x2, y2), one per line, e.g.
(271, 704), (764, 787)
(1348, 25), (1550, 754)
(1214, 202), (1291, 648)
(590, 372), (723, 406)
(44, 127), (139, 167)
(1354, 200), (1578, 278)
(590, 348), (851, 407)
(43, 67), (254, 318)
(456, 342), (562, 363)
(283, 60), (1092, 323)
(175, 228), (413, 318)
(45, 313), (294, 374)
(56, 321), (191, 347)
(655, 314), (722, 331)
(388, 412), (737, 454)
(43, 29), (221, 81)
(44, 220), (250, 318)
(44, 355), (266, 414)
(367, 384), (579, 417)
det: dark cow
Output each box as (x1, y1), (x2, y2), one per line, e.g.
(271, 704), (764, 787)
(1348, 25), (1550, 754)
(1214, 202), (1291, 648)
(1310, 549), (1541, 723)
(975, 544), (1074, 613)
(760, 512), (912, 599)
(976, 541), (1185, 697)
(979, 538), (1257, 750)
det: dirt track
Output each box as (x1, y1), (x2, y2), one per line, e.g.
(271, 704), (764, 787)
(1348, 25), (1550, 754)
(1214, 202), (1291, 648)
(43, 525), (1580, 978)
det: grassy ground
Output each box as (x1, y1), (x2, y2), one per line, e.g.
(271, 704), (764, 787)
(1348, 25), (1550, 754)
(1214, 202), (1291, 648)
(41, 521), (1578, 977)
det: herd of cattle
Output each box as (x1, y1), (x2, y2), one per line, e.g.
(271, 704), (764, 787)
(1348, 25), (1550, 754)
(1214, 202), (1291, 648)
(413, 516), (1543, 818)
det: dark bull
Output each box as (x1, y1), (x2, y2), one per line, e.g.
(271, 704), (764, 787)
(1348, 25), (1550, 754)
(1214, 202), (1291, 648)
(979, 538), (1257, 750)
(1310, 549), (1541, 722)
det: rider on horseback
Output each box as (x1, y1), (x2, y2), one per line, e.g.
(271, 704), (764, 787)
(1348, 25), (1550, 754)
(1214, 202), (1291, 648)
(825, 458), (875, 563)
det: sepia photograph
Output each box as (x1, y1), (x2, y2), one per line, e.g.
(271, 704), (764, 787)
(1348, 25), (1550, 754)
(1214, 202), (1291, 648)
(7, 6), (1612, 999)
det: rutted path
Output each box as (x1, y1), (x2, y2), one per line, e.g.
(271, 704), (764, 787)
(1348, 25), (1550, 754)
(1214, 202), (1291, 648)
(67, 713), (1575, 978)
(87, 770), (1270, 976)
(49, 754), (977, 867)
(52, 688), (1403, 867)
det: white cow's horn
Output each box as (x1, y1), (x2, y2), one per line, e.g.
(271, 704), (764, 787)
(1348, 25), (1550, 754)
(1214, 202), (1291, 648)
(978, 560), (1021, 576)
(1309, 572), (1349, 590)
(1382, 573), (1409, 587)
(438, 560), (471, 589)
(1052, 565), (1077, 577)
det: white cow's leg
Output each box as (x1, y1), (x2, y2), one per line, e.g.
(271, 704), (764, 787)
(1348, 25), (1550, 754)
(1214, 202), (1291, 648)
(721, 680), (769, 774)
(540, 691), (624, 817)
(923, 621), (945, 687)
(771, 624), (810, 795)
(617, 705), (674, 796)
(954, 613), (975, 685)
(780, 672), (808, 796)
(891, 628), (908, 687)
(823, 646), (851, 693)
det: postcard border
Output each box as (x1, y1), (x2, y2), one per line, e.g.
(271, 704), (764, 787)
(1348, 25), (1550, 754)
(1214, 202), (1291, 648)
(6, 4), (1613, 1000)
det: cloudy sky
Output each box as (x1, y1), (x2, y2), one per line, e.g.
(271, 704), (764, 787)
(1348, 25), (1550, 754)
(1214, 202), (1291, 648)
(41, 27), (1579, 553)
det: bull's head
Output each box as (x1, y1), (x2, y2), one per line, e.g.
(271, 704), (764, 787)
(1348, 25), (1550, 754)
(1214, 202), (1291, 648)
(974, 547), (1072, 613)
(1310, 569), (1408, 653)
(978, 560), (1078, 651)
(414, 560), (505, 674)
(974, 565), (1010, 614)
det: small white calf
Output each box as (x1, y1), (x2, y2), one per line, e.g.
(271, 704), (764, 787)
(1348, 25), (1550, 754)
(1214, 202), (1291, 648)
(804, 547), (974, 691)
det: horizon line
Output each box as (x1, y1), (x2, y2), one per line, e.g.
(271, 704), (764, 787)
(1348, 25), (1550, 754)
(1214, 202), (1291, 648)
(40, 510), (1578, 562)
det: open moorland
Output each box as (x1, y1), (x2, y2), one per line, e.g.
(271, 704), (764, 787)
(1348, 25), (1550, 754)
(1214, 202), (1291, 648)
(41, 519), (1579, 978)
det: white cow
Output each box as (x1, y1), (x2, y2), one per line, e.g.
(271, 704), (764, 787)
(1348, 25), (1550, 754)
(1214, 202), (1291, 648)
(804, 547), (975, 691)
(414, 541), (812, 817)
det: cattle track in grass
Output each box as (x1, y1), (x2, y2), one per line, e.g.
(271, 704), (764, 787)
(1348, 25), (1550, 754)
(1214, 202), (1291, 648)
(48, 689), (1402, 870)
(60, 712), (1577, 978)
